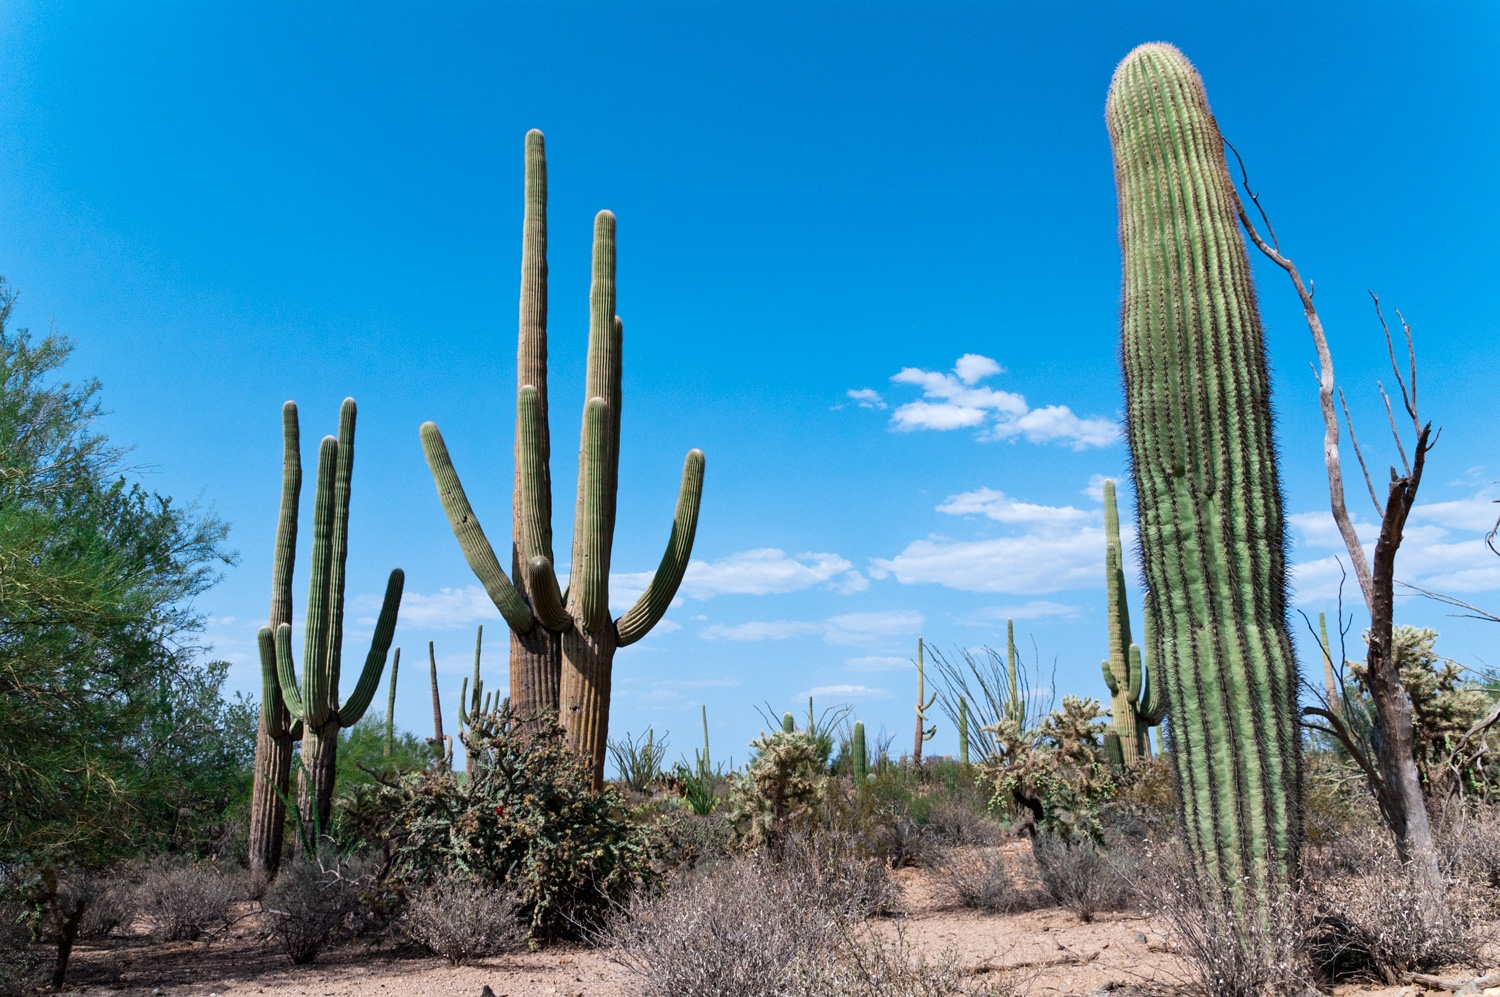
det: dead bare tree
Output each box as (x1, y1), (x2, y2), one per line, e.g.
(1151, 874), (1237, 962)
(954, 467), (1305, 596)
(1225, 140), (1445, 908)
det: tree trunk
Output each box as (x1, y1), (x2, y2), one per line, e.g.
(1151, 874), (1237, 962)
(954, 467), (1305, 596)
(560, 624), (615, 789)
(247, 709), (293, 878)
(50, 893), (83, 989)
(297, 720), (340, 843)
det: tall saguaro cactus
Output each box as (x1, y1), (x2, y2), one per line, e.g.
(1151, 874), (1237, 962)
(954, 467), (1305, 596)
(248, 402), (305, 878)
(269, 399), (405, 835)
(913, 637), (936, 761)
(1099, 479), (1166, 763)
(421, 130), (706, 786)
(1107, 43), (1301, 906)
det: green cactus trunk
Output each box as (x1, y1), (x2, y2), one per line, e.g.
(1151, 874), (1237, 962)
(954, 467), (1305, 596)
(852, 720), (867, 783)
(958, 697), (969, 766)
(384, 647), (399, 757)
(781, 711), (796, 734)
(269, 399), (404, 837)
(1099, 479), (1166, 763)
(425, 640), (446, 768)
(421, 130), (706, 788)
(1107, 43), (1301, 907)
(1005, 620), (1022, 724)
(458, 625), (486, 777)
(248, 402), (304, 879)
(913, 637), (936, 761)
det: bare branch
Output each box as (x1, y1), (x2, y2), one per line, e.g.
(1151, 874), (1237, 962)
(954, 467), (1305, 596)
(1371, 292), (1418, 425)
(1340, 386), (1384, 518)
(1227, 148), (1373, 608)
(1397, 580), (1500, 625)
(1378, 382), (1413, 477)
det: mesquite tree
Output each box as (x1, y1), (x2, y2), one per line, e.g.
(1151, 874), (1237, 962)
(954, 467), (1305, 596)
(421, 130), (705, 786)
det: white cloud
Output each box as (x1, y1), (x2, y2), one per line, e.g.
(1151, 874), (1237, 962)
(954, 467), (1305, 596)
(847, 388), (886, 410)
(961, 600), (1081, 623)
(680, 549), (867, 598)
(875, 355), (1118, 450)
(937, 487), (1091, 526)
(1082, 474), (1111, 502)
(393, 586), (503, 629)
(799, 684), (891, 700)
(844, 655), (913, 672)
(700, 609), (925, 647)
(871, 528), (1106, 594)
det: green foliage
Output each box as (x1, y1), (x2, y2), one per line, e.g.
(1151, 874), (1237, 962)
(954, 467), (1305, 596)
(0, 281), (239, 870)
(334, 712), (431, 793)
(982, 695), (1115, 841)
(340, 704), (651, 941)
(609, 727), (668, 793)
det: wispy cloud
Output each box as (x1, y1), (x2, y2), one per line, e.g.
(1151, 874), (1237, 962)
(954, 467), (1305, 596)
(937, 487), (1092, 526)
(679, 549), (867, 598)
(700, 609), (925, 646)
(798, 684), (891, 700)
(960, 600), (1081, 623)
(844, 655), (913, 672)
(866, 354), (1117, 449)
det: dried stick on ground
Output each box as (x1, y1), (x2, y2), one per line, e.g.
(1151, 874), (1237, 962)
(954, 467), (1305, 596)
(1226, 141), (1443, 906)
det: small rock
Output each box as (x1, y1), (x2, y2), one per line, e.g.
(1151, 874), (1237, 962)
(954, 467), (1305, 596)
(1134, 933), (1147, 944)
(480, 987), (497, 997)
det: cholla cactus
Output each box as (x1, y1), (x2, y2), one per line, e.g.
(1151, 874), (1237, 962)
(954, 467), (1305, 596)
(729, 728), (824, 849)
(983, 696), (1114, 840)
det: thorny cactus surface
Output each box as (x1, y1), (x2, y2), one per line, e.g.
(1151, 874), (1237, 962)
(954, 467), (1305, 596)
(1107, 42), (1301, 907)
(421, 130), (704, 786)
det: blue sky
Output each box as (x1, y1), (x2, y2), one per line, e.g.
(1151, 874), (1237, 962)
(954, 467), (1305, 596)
(2, 2), (1497, 772)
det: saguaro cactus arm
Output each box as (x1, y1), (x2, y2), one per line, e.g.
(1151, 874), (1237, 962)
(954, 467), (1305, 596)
(327, 400), (356, 692)
(616, 448), (706, 646)
(420, 421), (535, 633)
(273, 623), (306, 721)
(518, 386), (572, 631)
(573, 397), (612, 633)
(337, 568), (404, 726)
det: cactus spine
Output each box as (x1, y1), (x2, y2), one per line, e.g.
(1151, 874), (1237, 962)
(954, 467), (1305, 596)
(421, 130), (705, 787)
(913, 637), (937, 760)
(1107, 43), (1301, 905)
(1099, 479), (1166, 763)
(248, 402), (306, 879)
(852, 720), (868, 783)
(266, 399), (404, 837)
(384, 647), (400, 757)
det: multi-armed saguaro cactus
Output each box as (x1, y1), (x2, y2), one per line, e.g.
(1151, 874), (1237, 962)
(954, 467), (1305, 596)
(1099, 479), (1166, 764)
(421, 130), (705, 787)
(913, 637), (937, 761)
(457, 625), (497, 776)
(1107, 43), (1301, 908)
(270, 399), (405, 835)
(248, 402), (305, 879)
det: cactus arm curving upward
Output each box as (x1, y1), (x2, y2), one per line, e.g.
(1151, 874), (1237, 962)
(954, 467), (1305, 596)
(573, 397), (612, 633)
(385, 647), (400, 756)
(420, 422), (536, 633)
(616, 449), (706, 645)
(518, 385), (571, 630)
(337, 568), (404, 726)
(1137, 644), (1167, 726)
(273, 623), (305, 721)
(290, 438), (339, 730)
(327, 400), (356, 692)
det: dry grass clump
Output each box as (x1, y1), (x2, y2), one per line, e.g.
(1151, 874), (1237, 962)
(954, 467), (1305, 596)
(781, 829), (898, 918)
(932, 847), (1043, 914)
(926, 797), (1005, 847)
(78, 870), (140, 939)
(609, 855), (994, 997)
(1153, 874), (1312, 997)
(261, 855), (366, 965)
(135, 859), (237, 942)
(403, 877), (523, 965)
(1033, 834), (1141, 922)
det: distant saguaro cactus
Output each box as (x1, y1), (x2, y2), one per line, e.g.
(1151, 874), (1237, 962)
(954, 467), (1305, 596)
(1099, 479), (1166, 764)
(269, 399), (404, 835)
(384, 647), (400, 757)
(913, 637), (937, 762)
(457, 625), (495, 776)
(421, 130), (705, 787)
(1107, 43), (1301, 907)
(852, 720), (868, 783)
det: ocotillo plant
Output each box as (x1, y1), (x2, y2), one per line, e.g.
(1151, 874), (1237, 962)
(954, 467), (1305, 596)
(852, 720), (868, 783)
(248, 402), (304, 879)
(1099, 479), (1166, 762)
(421, 130), (705, 787)
(913, 637), (936, 761)
(1108, 43), (1301, 909)
(384, 647), (400, 757)
(268, 399), (405, 836)
(457, 625), (496, 776)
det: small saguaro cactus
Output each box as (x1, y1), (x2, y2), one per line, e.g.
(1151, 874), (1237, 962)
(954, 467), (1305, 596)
(1108, 42), (1301, 909)
(425, 640), (448, 770)
(457, 625), (496, 776)
(1319, 611), (1341, 718)
(852, 720), (868, 783)
(248, 402), (306, 879)
(384, 647), (400, 757)
(913, 637), (937, 761)
(1099, 479), (1166, 764)
(269, 399), (405, 836)
(1004, 620), (1025, 726)
(781, 712), (796, 734)
(958, 697), (970, 766)
(421, 130), (705, 788)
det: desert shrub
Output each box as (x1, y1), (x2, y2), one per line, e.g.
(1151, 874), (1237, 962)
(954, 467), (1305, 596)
(342, 706), (651, 941)
(1153, 872), (1311, 997)
(78, 871), (139, 939)
(932, 847), (1041, 914)
(261, 854), (369, 965)
(1032, 833), (1139, 921)
(728, 727), (826, 850)
(782, 829), (897, 918)
(609, 728), (669, 794)
(1303, 830), (1481, 982)
(608, 856), (978, 997)
(649, 808), (736, 871)
(0, 902), (45, 997)
(403, 877), (523, 965)
(926, 795), (1004, 847)
(1436, 799), (1500, 888)
(135, 859), (236, 942)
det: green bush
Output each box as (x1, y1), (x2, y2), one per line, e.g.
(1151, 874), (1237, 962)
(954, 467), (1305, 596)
(341, 705), (651, 941)
(728, 728), (825, 850)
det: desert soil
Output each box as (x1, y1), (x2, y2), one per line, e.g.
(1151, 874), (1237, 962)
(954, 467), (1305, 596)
(57, 846), (1487, 997)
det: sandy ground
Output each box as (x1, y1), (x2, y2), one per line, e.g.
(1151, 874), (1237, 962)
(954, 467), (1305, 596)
(55, 848), (1492, 997)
